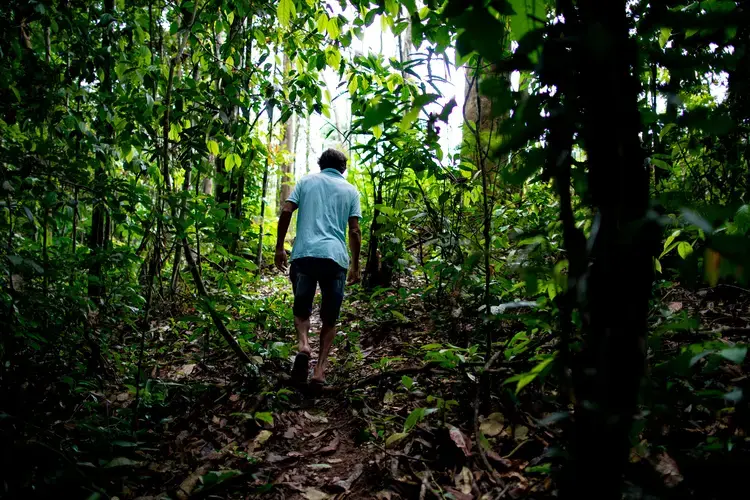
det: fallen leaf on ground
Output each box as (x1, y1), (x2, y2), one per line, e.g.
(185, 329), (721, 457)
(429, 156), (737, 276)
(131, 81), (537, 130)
(479, 419), (503, 437)
(178, 363), (196, 377)
(386, 432), (409, 448)
(284, 426), (298, 439)
(308, 463), (332, 469)
(320, 435), (340, 454)
(455, 466), (473, 494)
(266, 452), (290, 463)
(247, 430), (272, 452)
(327, 458), (343, 464)
(304, 411), (329, 424)
(302, 487), (331, 500)
(332, 463), (364, 492)
(668, 301), (683, 313)
(486, 450), (512, 468)
(449, 426), (472, 456)
(651, 452), (684, 487)
(115, 392), (130, 402)
(514, 425), (529, 441)
(229, 394), (239, 402)
(445, 487), (473, 500)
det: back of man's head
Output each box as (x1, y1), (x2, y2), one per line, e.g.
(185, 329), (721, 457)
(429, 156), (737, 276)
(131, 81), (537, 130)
(318, 149), (347, 173)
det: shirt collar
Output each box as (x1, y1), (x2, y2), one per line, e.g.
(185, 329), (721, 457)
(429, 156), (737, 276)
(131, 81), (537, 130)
(321, 168), (344, 177)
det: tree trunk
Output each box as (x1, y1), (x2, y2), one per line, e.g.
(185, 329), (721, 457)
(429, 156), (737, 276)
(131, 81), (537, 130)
(87, 0), (115, 302)
(278, 56), (295, 212)
(561, 1), (654, 497)
(257, 109), (274, 268)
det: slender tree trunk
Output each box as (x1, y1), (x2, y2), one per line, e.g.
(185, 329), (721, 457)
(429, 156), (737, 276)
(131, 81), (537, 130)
(278, 56), (295, 212)
(257, 110), (274, 267)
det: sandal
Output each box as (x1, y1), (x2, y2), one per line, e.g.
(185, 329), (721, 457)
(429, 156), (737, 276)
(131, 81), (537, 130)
(291, 352), (310, 385)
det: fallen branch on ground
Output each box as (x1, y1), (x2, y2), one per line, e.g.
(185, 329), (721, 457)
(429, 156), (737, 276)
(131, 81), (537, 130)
(322, 363), (442, 393)
(182, 238), (252, 365)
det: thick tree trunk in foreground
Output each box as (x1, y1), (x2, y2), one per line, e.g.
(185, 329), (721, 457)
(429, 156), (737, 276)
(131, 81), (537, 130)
(562, 1), (654, 497)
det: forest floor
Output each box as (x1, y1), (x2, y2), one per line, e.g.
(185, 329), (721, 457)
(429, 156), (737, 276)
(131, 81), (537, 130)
(2, 276), (750, 499)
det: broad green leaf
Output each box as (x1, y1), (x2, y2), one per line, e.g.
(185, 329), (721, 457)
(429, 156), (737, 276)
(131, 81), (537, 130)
(399, 107), (420, 131)
(316, 12), (328, 33)
(327, 18), (340, 39)
(413, 93), (440, 109)
(348, 75), (359, 96)
(254, 412), (274, 425)
(386, 432), (409, 448)
(719, 347), (747, 364)
(510, 0), (545, 41)
(659, 27), (672, 48)
(664, 230), (681, 250)
(677, 241), (693, 259)
(404, 407), (425, 432)
(372, 124), (383, 138)
(325, 47), (341, 69)
(654, 257), (662, 273)
(401, 375), (413, 390)
(277, 0), (295, 27)
(200, 470), (241, 487)
(226, 154), (235, 171)
(362, 101), (396, 129)
(207, 140), (219, 156)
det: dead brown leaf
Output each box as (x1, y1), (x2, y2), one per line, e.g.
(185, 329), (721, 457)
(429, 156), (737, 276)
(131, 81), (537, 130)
(319, 435), (340, 455)
(449, 425), (472, 456)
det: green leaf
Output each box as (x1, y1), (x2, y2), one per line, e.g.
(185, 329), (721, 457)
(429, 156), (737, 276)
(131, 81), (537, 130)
(254, 412), (274, 425)
(510, 0), (545, 41)
(719, 347), (747, 364)
(386, 432), (409, 448)
(325, 47), (342, 69)
(200, 470), (241, 487)
(664, 229), (681, 250)
(413, 93), (440, 109)
(277, 0), (295, 27)
(225, 154), (235, 171)
(105, 457), (140, 468)
(362, 101), (397, 129)
(659, 27), (672, 48)
(317, 12), (328, 33)
(399, 107), (420, 131)
(348, 75), (359, 96)
(401, 375), (414, 390)
(404, 408), (425, 432)
(438, 98), (457, 122)
(677, 241), (693, 259)
(327, 17), (340, 39)
(207, 140), (219, 156)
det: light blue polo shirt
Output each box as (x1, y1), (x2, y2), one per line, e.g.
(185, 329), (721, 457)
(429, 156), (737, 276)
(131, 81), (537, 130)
(287, 168), (362, 270)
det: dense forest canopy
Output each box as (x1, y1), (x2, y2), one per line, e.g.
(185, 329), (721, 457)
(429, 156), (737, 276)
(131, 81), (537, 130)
(1, 0), (749, 498)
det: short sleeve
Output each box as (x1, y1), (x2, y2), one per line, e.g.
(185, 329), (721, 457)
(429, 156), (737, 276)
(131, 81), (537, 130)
(349, 190), (362, 219)
(287, 178), (302, 205)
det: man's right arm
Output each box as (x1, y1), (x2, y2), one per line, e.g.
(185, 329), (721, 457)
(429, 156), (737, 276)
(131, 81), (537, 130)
(275, 201), (297, 271)
(347, 216), (362, 285)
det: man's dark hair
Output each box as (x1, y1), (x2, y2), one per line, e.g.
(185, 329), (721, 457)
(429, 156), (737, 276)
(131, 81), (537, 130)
(318, 148), (347, 173)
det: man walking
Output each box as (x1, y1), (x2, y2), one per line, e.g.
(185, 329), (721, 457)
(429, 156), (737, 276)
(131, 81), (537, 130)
(275, 149), (362, 388)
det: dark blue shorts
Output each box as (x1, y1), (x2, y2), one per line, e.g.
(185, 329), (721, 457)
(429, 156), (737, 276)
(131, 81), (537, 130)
(290, 257), (346, 326)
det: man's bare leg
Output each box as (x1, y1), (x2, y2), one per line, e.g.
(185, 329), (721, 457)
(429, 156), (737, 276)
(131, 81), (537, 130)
(294, 316), (312, 355)
(311, 322), (336, 382)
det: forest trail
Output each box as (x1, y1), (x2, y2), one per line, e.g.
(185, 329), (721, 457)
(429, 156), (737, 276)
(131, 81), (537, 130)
(94, 278), (526, 500)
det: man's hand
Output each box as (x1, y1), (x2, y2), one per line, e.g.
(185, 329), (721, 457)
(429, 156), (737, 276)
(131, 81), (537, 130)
(347, 264), (361, 286)
(275, 247), (288, 272)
